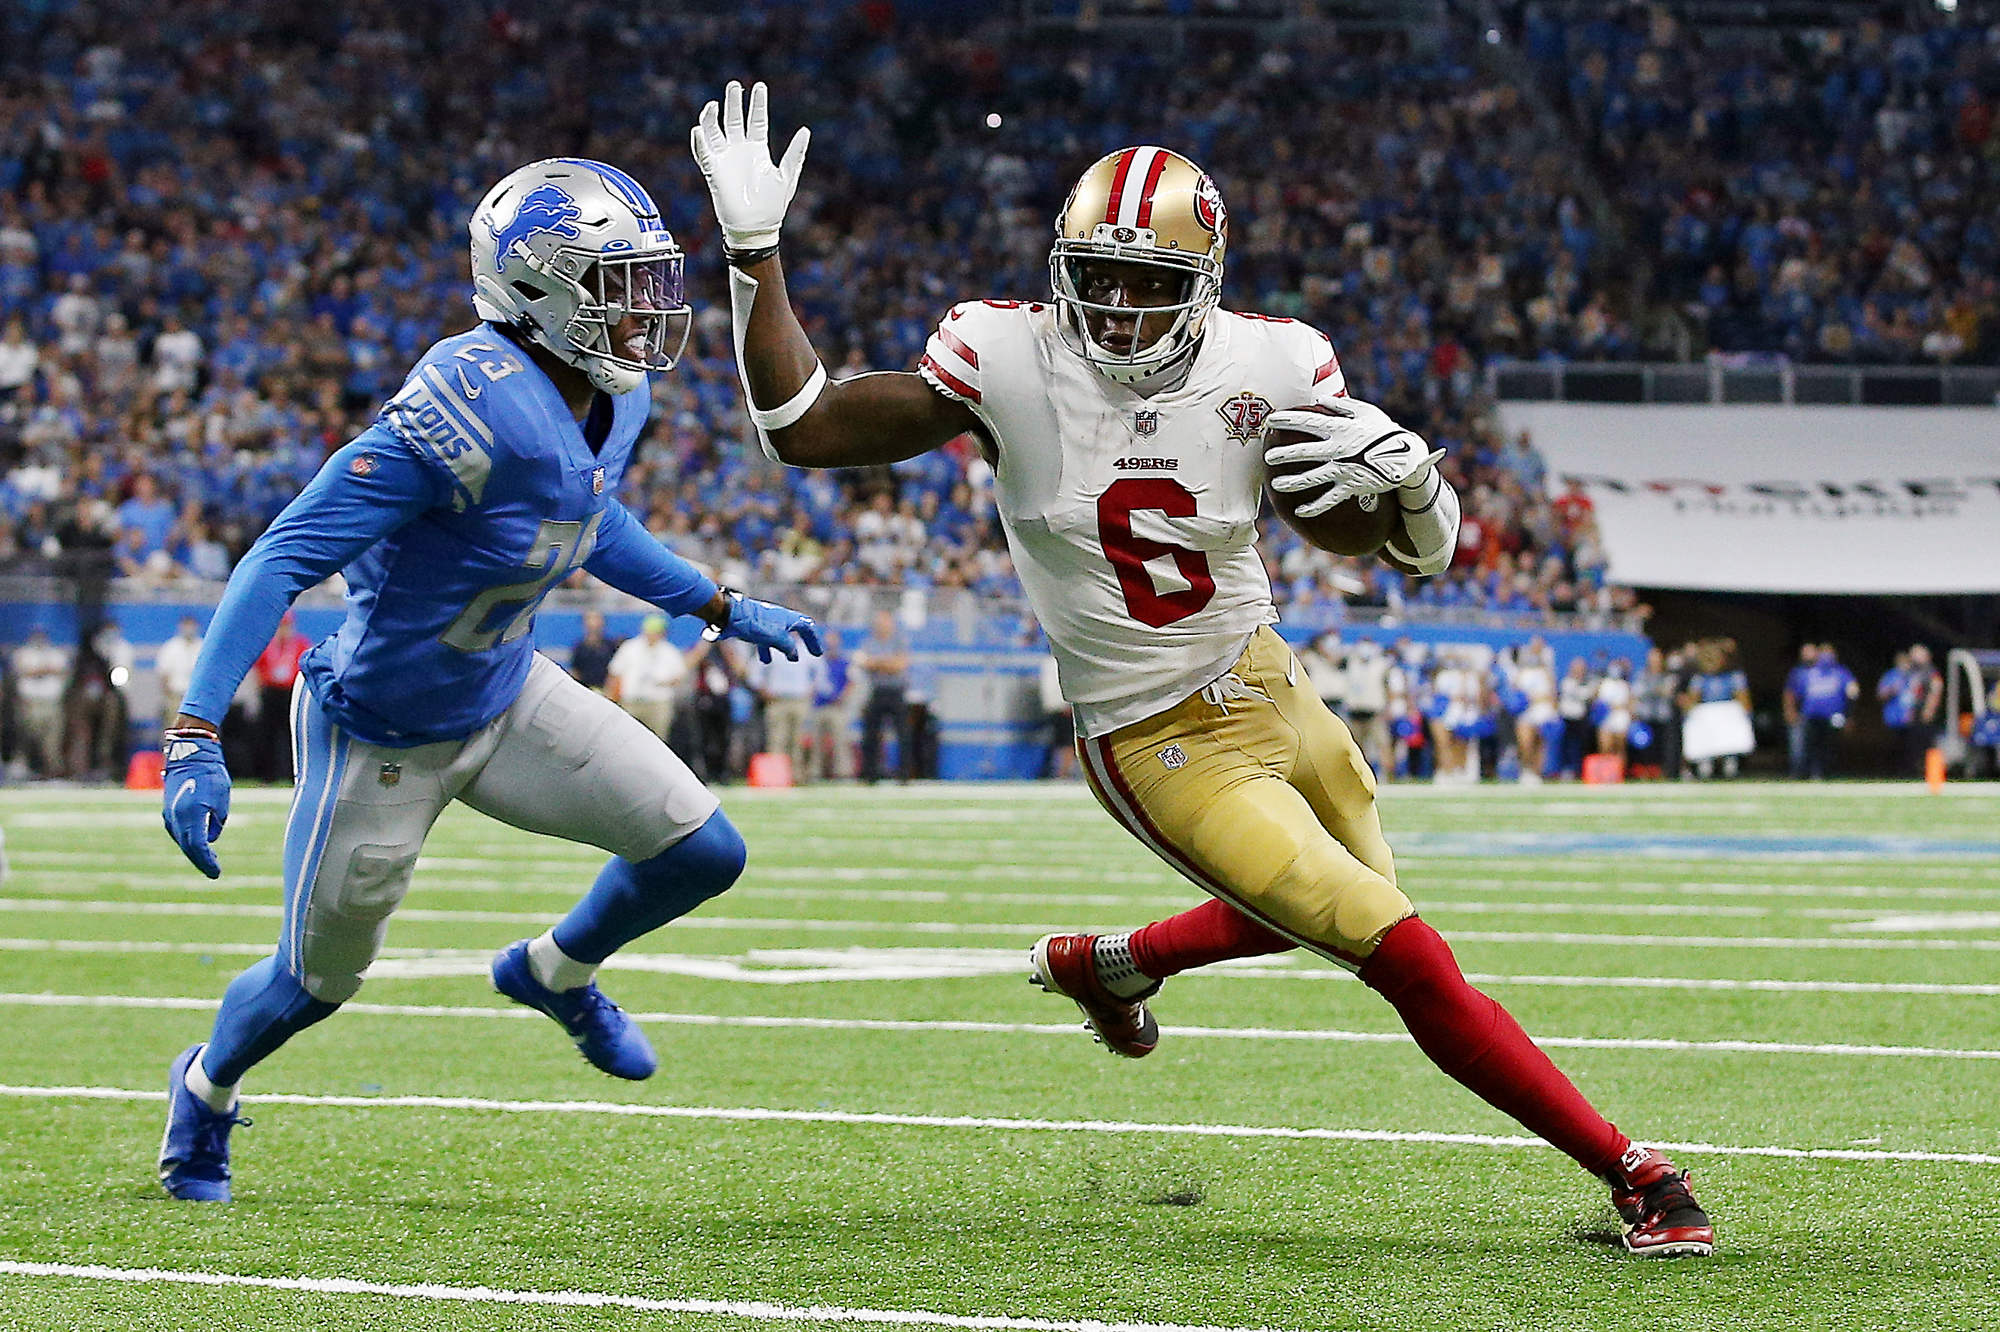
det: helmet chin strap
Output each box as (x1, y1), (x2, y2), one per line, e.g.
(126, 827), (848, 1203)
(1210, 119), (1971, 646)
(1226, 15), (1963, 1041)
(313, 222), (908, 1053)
(582, 357), (643, 394)
(1093, 331), (1201, 393)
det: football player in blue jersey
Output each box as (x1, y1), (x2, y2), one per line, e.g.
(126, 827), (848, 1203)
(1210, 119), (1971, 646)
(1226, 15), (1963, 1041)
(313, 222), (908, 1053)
(155, 158), (822, 1202)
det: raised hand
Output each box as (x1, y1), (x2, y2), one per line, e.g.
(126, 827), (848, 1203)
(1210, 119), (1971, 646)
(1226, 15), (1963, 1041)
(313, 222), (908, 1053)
(690, 80), (811, 254)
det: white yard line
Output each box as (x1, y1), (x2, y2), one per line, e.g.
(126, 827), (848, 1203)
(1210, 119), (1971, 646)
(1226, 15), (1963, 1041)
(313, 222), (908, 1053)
(0, 893), (1848, 924)
(5, 991), (1995, 1060)
(0, 1260), (1273, 1332)
(3, 1083), (1997, 1166)
(1447, 930), (2000, 951)
(18, 859), (2000, 904)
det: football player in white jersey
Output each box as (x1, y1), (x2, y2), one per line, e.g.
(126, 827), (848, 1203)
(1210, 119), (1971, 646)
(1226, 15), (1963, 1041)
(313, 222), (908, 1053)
(692, 81), (1712, 1258)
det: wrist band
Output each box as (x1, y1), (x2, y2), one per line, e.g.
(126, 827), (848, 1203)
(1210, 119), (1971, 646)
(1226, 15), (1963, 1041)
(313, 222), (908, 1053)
(164, 726), (219, 741)
(701, 587), (742, 642)
(747, 361), (827, 431)
(725, 242), (781, 268)
(1397, 467), (1442, 511)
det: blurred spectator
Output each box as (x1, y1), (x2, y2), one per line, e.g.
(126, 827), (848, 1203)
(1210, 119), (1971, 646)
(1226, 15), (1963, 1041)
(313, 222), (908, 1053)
(1512, 638), (1558, 784)
(1799, 643), (1860, 779)
(808, 629), (857, 782)
(687, 640), (740, 784)
(10, 628), (68, 777)
(154, 615), (203, 738)
(1680, 641), (1753, 780)
(1556, 657), (1596, 779)
(1299, 631), (1347, 720)
(115, 472), (176, 573)
(61, 624), (129, 780)
(1343, 639), (1393, 777)
(251, 612), (308, 781)
(1782, 644), (1820, 779)
(1879, 643), (1943, 777)
(749, 643), (826, 781)
(0, 317), (37, 398)
(856, 610), (914, 784)
(904, 656), (939, 780)
(568, 610), (620, 695)
(1595, 659), (1633, 763)
(1631, 647), (1678, 780)
(607, 615), (685, 743)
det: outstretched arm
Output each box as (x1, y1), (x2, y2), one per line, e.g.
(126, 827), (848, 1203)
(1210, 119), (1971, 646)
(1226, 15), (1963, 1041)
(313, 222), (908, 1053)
(733, 255), (977, 467)
(588, 502), (822, 664)
(173, 432), (442, 731)
(693, 80), (978, 470)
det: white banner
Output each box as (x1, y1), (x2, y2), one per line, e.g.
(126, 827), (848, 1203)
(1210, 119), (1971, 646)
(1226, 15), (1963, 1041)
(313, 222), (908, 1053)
(1499, 403), (2000, 593)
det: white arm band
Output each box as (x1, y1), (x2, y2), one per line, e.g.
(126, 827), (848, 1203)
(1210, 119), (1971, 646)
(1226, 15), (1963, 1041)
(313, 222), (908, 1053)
(1383, 468), (1460, 577)
(728, 265), (826, 460)
(748, 360), (825, 431)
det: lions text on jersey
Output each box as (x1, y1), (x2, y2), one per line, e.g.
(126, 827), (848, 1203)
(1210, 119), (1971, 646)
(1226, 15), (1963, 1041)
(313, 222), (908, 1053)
(177, 323), (710, 746)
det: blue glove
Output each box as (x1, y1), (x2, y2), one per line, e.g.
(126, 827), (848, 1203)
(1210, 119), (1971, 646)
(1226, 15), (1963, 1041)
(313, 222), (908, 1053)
(162, 732), (232, 879)
(711, 591), (823, 663)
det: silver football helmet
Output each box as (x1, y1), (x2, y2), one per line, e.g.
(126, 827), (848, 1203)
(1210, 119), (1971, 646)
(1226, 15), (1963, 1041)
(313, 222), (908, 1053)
(470, 158), (691, 394)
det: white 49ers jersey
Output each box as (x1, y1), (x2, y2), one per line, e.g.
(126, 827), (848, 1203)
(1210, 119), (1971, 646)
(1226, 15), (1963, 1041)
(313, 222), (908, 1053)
(920, 301), (1348, 738)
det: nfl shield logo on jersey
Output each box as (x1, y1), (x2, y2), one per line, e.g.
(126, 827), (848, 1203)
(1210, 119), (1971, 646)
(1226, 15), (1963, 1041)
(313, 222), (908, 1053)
(378, 762), (401, 788)
(1157, 743), (1188, 770)
(592, 467), (605, 495)
(1133, 410), (1159, 437)
(1216, 392), (1271, 443)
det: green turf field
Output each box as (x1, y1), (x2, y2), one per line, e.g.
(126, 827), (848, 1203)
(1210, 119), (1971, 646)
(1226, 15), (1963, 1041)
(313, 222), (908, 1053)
(1, 779), (1997, 1331)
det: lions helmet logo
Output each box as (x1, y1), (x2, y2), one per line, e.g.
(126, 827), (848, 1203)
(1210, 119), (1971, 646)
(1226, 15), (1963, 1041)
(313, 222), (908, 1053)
(489, 182), (583, 274)
(1193, 173), (1226, 240)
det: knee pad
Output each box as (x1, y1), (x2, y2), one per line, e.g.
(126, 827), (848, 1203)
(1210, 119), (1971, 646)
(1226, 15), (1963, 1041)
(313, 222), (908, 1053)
(298, 843), (419, 1002)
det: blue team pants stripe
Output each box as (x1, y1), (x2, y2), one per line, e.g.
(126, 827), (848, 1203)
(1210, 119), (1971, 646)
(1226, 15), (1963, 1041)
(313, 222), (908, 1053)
(279, 682), (352, 979)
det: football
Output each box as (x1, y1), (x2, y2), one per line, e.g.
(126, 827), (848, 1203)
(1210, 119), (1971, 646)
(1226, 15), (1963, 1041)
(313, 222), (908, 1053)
(1264, 406), (1399, 557)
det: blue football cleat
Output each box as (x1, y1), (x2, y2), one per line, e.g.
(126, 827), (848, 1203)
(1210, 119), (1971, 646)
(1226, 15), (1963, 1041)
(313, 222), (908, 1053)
(491, 939), (657, 1080)
(158, 1044), (249, 1202)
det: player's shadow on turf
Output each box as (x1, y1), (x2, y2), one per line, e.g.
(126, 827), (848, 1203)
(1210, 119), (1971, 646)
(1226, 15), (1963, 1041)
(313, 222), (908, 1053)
(1566, 1221), (1625, 1250)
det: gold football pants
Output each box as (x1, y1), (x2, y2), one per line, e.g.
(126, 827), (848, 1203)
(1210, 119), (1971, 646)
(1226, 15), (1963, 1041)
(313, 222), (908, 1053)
(1076, 626), (1414, 968)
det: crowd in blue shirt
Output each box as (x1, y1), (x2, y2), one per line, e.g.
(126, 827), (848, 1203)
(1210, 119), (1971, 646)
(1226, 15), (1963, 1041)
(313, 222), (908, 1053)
(1519, 6), (1999, 363)
(4, 2), (1980, 636)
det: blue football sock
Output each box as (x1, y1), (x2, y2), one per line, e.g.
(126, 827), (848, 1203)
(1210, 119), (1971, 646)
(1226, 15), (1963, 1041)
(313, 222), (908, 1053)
(200, 954), (341, 1088)
(551, 809), (747, 965)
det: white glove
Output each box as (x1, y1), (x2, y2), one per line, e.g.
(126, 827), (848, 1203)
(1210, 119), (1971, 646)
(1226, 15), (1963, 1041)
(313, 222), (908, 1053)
(1263, 400), (1446, 519)
(690, 80), (811, 253)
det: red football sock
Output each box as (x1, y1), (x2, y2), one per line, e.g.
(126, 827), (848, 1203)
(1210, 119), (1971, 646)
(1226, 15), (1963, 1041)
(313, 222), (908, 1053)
(1130, 897), (1295, 978)
(1361, 917), (1630, 1178)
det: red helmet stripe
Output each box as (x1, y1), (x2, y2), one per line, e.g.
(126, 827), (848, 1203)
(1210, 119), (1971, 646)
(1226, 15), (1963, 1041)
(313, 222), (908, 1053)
(1132, 151), (1171, 228)
(1101, 149), (1139, 226)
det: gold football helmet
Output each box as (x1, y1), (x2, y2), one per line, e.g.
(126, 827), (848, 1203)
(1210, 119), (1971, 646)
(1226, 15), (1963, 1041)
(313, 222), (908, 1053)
(1050, 146), (1227, 384)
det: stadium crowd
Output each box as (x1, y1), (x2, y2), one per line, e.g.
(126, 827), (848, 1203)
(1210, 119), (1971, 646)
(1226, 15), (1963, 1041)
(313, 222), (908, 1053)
(0, 0), (1644, 631)
(1521, 4), (2000, 363)
(2, 1), (1996, 784)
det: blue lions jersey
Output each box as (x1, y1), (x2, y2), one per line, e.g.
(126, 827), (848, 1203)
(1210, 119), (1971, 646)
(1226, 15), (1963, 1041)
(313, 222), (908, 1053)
(179, 323), (717, 747)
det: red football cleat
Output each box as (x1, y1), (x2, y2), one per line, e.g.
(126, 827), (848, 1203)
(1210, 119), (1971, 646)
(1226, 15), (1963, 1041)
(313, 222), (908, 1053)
(1029, 933), (1161, 1059)
(1609, 1146), (1716, 1257)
